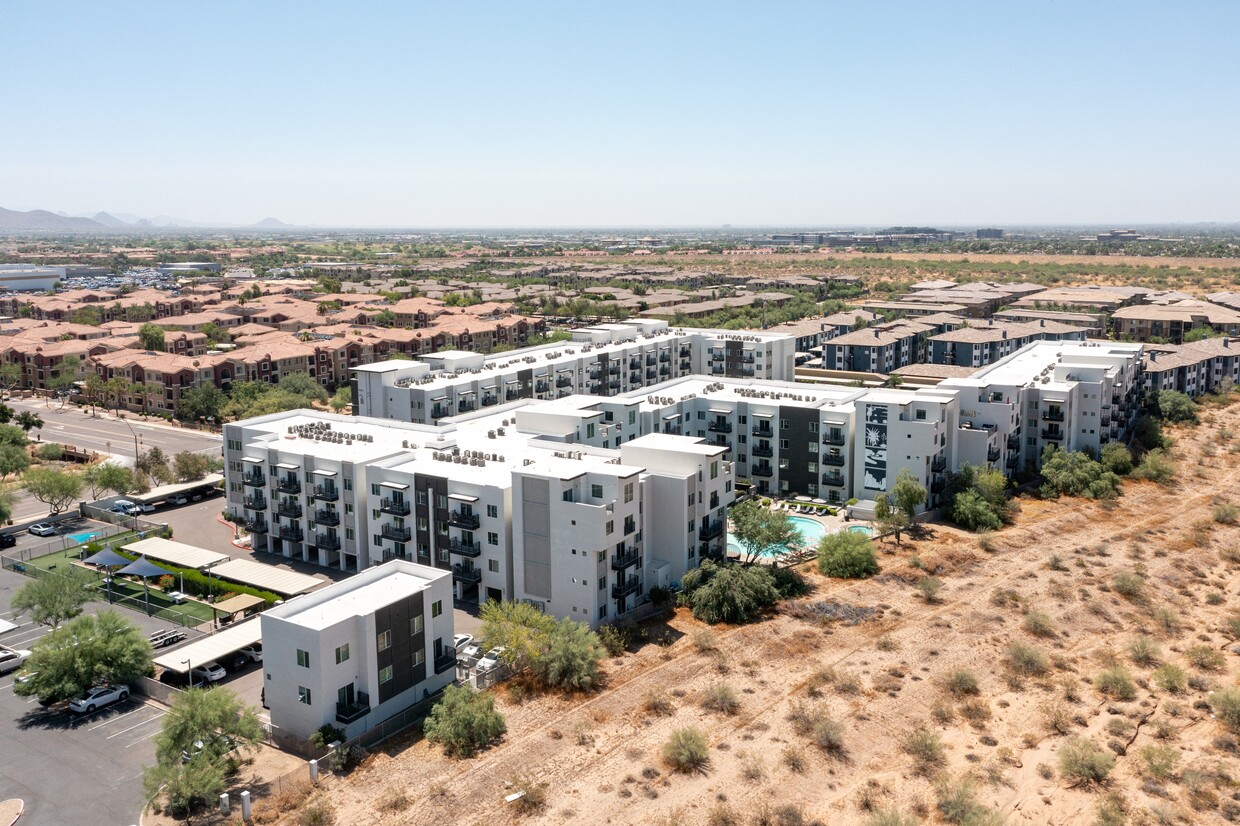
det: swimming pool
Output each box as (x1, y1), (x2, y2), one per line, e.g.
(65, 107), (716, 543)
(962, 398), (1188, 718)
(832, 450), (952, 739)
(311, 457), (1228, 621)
(726, 515), (829, 558)
(847, 525), (875, 536)
(66, 531), (103, 544)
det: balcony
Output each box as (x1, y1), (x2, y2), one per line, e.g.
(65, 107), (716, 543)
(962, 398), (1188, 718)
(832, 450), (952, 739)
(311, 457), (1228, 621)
(310, 485), (338, 502)
(751, 464), (773, 478)
(457, 401), (476, 413)
(679, 347), (692, 358)
(708, 421), (733, 433)
(242, 473), (266, 488)
(434, 648), (457, 675)
(646, 369), (658, 380)
(1041, 409), (1065, 422)
(535, 381), (549, 394)
(431, 406), (450, 420)
(608, 380), (621, 390)
(821, 472), (845, 487)
(987, 446), (1001, 462)
(1041, 429), (1063, 441)
(611, 548), (641, 571)
(612, 576), (641, 600)
(381, 524), (412, 542)
(447, 538), (481, 557)
(1101, 416), (1110, 427)
(679, 360), (691, 371)
(629, 358), (641, 370)
(506, 388), (520, 401)
(380, 497), (411, 516)
(931, 455), (947, 472)
(243, 495), (267, 511)
(822, 453), (845, 467)
(931, 479), (946, 494)
(278, 525), (303, 543)
(452, 564), (482, 583)
(314, 509), (340, 527)
(1006, 453), (1020, 468)
(335, 691), (370, 725)
(481, 394), (498, 408)
(822, 432), (847, 446)
(556, 376), (573, 388)
(752, 425), (774, 438)
(449, 510), (480, 530)
(274, 477), (301, 494)
(276, 500), (302, 519)
(659, 365), (671, 376)
(314, 533), (341, 551)
(659, 352), (671, 363)
(246, 518), (269, 534)
(698, 520), (724, 541)
(646, 355), (657, 367)
(751, 444), (773, 458)
(1007, 433), (1020, 449)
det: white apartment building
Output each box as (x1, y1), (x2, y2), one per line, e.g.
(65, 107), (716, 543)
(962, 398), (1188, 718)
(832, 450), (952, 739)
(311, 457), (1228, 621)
(260, 560), (454, 741)
(351, 321), (797, 424)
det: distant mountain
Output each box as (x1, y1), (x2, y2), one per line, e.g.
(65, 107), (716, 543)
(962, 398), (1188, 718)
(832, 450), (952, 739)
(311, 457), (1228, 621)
(151, 214), (208, 228)
(0, 207), (106, 231)
(253, 217), (291, 228)
(92, 211), (131, 228)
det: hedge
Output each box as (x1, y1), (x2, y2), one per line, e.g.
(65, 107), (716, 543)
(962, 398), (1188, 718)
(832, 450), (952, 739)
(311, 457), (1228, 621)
(111, 547), (281, 604)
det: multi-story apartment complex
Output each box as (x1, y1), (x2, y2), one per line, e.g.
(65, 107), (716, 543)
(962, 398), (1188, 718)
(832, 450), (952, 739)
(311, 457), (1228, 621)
(260, 560), (455, 740)
(926, 319), (1087, 369)
(1142, 338), (1240, 396)
(1111, 300), (1240, 344)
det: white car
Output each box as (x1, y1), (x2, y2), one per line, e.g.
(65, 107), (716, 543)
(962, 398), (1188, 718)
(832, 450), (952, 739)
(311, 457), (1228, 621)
(69, 684), (130, 713)
(28, 523), (57, 537)
(167, 494), (189, 506)
(0, 648), (32, 675)
(125, 503), (156, 515)
(239, 643), (263, 663)
(476, 646), (506, 671)
(191, 662), (227, 683)
(453, 634), (474, 651)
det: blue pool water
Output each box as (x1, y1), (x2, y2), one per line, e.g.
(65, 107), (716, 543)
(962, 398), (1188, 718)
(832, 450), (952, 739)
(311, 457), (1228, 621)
(726, 515), (831, 558)
(66, 531), (102, 544)
(847, 526), (875, 536)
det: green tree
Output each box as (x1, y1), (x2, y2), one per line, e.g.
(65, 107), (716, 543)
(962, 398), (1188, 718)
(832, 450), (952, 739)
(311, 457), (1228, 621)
(48, 355), (82, 405)
(142, 756), (227, 824)
(172, 451), (211, 483)
(816, 530), (880, 578)
(873, 493), (910, 544)
(23, 466), (84, 514)
(0, 363), (22, 392)
(531, 618), (605, 691)
(0, 403), (11, 423)
(153, 686), (264, 769)
(0, 488), (13, 525)
(0, 443), (30, 480)
(13, 611), (153, 703)
(90, 462), (134, 496)
(176, 384), (226, 422)
(329, 385), (352, 413)
(137, 446), (172, 484)
(138, 322), (166, 352)
(198, 323), (228, 346)
(679, 560), (780, 624)
(315, 275), (342, 293)
(15, 410), (43, 435)
(277, 372), (328, 402)
(727, 498), (802, 563)
(1039, 446), (1121, 500)
(951, 489), (1003, 532)
(480, 599), (556, 670)
(1154, 390), (1198, 423)
(1100, 442), (1133, 476)
(892, 467), (926, 522)
(423, 684), (506, 758)
(11, 567), (96, 627)
(371, 308), (397, 327)
(69, 305), (103, 326)
(0, 423), (27, 447)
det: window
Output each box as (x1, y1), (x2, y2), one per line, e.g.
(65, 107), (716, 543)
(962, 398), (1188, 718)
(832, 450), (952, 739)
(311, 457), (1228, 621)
(591, 483), (603, 499)
(710, 461), (718, 479)
(343, 478), (352, 491)
(334, 644), (349, 664)
(411, 615), (423, 635)
(298, 686), (312, 705)
(413, 649), (425, 667)
(624, 482), (634, 503)
(488, 531), (499, 546)
(487, 504), (498, 518)
(489, 559), (500, 573)
(296, 649), (310, 668)
(586, 423), (595, 439)
(605, 520), (614, 535)
(598, 576), (605, 591)
(916, 409), (926, 420)
(377, 630), (391, 652)
(780, 418), (789, 429)
(431, 600), (442, 618)
(379, 665), (393, 684)
(371, 484), (380, 496)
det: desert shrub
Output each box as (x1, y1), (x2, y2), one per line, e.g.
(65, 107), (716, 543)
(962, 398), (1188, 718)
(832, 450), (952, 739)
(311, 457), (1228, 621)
(865, 809), (919, 826)
(876, 635), (899, 652)
(298, 796), (336, 826)
(809, 716), (846, 754)
(692, 629), (719, 653)
(423, 685), (506, 758)
(935, 775), (1002, 826)
(1058, 737), (1115, 786)
(679, 560), (780, 624)
(817, 530), (879, 579)
(1213, 503), (1239, 524)
(376, 784), (411, 812)
(661, 726), (709, 773)
(781, 745), (806, 773)
(700, 682), (739, 715)
(531, 618), (606, 690)
(1024, 609), (1056, 638)
(309, 724), (347, 750)
(1154, 607), (1180, 635)
(901, 726), (945, 775)
(768, 565), (809, 598)
(507, 776), (547, 813)
(1094, 666), (1137, 701)
(1133, 449), (1176, 485)
(1138, 745), (1179, 781)
(1111, 571), (1145, 600)
(1006, 642), (1050, 678)
(1039, 446), (1122, 500)
(1128, 635), (1161, 666)
(1094, 792), (1128, 826)
(1100, 442), (1133, 476)
(706, 803), (741, 826)
(1226, 614), (1240, 638)
(641, 690), (675, 717)
(1185, 644), (1226, 672)
(597, 624), (629, 657)
(915, 576), (943, 603)
(1155, 389), (1198, 423)
(1210, 688), (1240, 734)
(1040, 700), (1074, 735)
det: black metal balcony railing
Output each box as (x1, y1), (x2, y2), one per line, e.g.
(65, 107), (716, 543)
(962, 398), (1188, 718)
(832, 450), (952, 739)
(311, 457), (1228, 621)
(310, 485), (338, 502)
(1006, 453), (1020, 468)
(659, 365), (671, 375)
(481, 394), (497, 407)
(506, 388), (520, 401)
(556, 376), (573, 388)
(629, 358), (641, 370)
(987, 446), (1001, 462)
(1007, 433), (1020, 449)
(679, 360), (691, 371)
(381, 524), (412, 542)
(646, 355), (657, 366)
(751, 464), (773, 477)
(452, 564), (482, 583)
(752, 425), (773, 437)
(821, 472), (845, 486)
(535, 382), (550, 393)
(1041, 429), (1063, 441)
(1101, 416), (1110, 427)
(679, 347), (692, 358)
(246, 518), (269, 534)
(447, 538), (481, 557)
(1041, 410), (1065, 422)
(242, 473), (266, 488)
(431, 406), (450, 419)
(611, 548), (641, 571)
(278, 525), (303, 542)
(607, 380), (620, 390)
(931, 479), (946, 494)
(822, 454), (846, 467)
(457, 401), (475, 412)
(275, 477), (301, 494)
(931, 455), (947, 472)
(276, 500), (302, 519)
(708, 421), (733, 433)
(659, 352), (671, 363)
(450, 510), (480, 529)
(243, 495), (267, 511)
(380, 497), (411, 516)
(315, 533), (341, 551)
(434, 648), (457, 675)
(612, 576), (641, 600)
(822, 432), (847, 446)
(698, 520), (724, 541)
(335, 691), (370, 725)
(646, 369), (658, 380)
(314, 509), (340, 527)
(751, 444), (773, 458)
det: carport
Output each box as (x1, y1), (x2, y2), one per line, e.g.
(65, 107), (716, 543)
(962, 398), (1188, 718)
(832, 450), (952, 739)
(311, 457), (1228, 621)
(209, 558), (323, 597)
(121, 537), (229, 570)
(153, 618), (262, 675)
(132, 474), (224, 505)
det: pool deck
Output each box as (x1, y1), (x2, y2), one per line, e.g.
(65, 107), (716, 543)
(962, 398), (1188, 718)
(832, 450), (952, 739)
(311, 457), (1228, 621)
(726, 503), (870, 562)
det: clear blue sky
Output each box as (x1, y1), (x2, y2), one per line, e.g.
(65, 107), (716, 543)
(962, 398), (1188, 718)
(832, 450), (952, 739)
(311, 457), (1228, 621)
(3, 1), (1237, 227)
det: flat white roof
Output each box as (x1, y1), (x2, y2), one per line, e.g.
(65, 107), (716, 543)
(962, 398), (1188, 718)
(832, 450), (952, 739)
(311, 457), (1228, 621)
(211, 558), (324, 596)
(122, 537), (229, 570)
(269, 569), (431, 630)
(153, 619), (262, 673)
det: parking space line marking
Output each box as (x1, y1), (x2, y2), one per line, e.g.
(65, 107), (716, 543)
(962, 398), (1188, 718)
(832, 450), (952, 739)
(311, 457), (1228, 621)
(125, 728), (161, 748)
(89, 705), (144, 730)
(106, 712), (164, 739)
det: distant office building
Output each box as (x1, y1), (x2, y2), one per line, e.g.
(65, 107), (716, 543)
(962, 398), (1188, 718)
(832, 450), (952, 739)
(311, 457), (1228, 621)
(0, 265), (64, 292)
(975, 228), (1004, 239)
(157, 262), (222, 274)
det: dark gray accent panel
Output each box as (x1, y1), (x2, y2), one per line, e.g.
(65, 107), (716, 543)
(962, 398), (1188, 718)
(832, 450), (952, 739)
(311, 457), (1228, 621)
(374, 591), (426, 704)
(521, 478), (552, 598)
(779, 404), (817, 496)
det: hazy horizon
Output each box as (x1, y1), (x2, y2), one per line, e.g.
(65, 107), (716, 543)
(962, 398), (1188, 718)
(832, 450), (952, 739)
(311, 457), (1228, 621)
(3, 1), (1238, 227)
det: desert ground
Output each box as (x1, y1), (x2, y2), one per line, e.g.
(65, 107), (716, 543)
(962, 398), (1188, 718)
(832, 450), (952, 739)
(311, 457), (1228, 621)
(233, 399), (1240, 826)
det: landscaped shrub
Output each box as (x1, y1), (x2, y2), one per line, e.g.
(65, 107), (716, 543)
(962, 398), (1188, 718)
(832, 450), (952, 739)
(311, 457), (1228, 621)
(1100, 442), (1134, 476)
(423, 685), (506, 758)
(678, 560), (780, 624)
(309, 724), (346, 749)
(1039, 446), (1122, 500)
(1154, 390), (1198, 423)
(816, 530), (879, 579)
(1057, 737), (1114, 785)
(661, 726), (709, 772)
(597, 624), (628, 657)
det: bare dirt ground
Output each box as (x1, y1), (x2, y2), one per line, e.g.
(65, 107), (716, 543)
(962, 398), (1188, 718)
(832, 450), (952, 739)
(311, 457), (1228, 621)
(259, 403), (1240, 826)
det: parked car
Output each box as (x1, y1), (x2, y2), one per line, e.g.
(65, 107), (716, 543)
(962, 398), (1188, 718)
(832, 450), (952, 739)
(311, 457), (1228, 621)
(220, 652), (250, 673)
(124, 503), (156, 515)
(0, 648), (32, 675)
(453, 633), (474, 650)
(0, 533), (15, 548)
(476, 646), (507, 671)
(28, 523), (56, 537)
(109, 500), (137, 513)
(239, 643), (263, 663)
(158, 669), (189, 687)
(167, 494), (189, 506)
(191, 662), (227, 683)
(69, 684), (130, 713)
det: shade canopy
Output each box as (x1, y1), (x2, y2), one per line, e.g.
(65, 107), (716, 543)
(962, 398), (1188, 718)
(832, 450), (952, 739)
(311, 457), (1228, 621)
(83, 548), (130, 568)
(117, 555), (170, 578)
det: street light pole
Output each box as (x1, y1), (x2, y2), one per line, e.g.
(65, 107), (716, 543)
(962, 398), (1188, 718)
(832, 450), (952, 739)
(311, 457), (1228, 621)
(183, 658), (192, 689)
